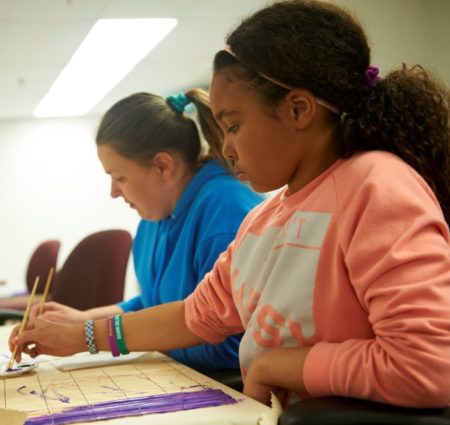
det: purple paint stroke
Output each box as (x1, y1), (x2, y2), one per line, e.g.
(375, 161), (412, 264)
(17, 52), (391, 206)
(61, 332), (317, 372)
(24, 388), (238, 425)
(100, 385), (120, 392)
(180, 384), (204, 389)
(17, 384), (70, 403)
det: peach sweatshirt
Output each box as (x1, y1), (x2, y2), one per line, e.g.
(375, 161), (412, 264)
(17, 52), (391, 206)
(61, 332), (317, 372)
(185, 151), (450, 407)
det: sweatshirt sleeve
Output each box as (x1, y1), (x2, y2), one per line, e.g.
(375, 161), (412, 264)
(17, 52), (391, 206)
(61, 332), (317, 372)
(171, 234), (243, 370)
(194, 232), (236, 287)
(185, 241), (245, 344)
(118, 295), (143, 313)
(304, 163), (450, 407)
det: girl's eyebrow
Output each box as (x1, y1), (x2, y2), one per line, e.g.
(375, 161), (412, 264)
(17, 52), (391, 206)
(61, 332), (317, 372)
(215, 109), (239, 123)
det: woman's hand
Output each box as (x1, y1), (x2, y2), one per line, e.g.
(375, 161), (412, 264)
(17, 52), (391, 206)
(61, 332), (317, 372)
(9, 318), (85, 362)
(29, 301), (87, 323)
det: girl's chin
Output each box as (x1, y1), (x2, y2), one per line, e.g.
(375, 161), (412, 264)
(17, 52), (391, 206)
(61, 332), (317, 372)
(249, 181), (280, 194)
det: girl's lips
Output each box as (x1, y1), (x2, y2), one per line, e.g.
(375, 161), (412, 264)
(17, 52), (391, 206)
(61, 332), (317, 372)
(235, 170), (247, 180)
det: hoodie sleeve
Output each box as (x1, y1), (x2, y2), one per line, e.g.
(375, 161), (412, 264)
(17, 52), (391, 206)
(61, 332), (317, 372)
(304, 160), (450, 407)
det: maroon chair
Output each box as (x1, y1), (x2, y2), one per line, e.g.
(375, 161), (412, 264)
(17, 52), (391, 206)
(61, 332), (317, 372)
(26, 239), (61, 294)
(0, 239), (60, 320)
(51, 229), (132, 310)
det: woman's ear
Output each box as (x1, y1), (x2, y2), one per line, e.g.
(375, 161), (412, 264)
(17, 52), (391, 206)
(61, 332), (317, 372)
(286, 89), (316, 130)
(152, 152), (175, 178)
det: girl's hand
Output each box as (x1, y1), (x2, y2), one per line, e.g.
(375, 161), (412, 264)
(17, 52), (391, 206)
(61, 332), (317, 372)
(243, 346), (312, 406)
(29, 301), (87, 323)
(243, 356), (289, 406)
(9, 319), (85, 362)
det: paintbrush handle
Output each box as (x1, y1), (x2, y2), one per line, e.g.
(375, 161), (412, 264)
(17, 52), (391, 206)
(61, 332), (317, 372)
(7, 276), (40, 369)
(8, 346), (19, 370)
(39, 267), (55, 315)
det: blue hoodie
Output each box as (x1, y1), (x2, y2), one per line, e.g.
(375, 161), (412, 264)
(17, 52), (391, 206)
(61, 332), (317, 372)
(119, 160), (264, 371)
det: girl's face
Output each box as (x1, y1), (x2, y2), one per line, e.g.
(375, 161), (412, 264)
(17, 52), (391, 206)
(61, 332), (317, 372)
(210, 72), (306, 193)
(97, 145), (174, 221)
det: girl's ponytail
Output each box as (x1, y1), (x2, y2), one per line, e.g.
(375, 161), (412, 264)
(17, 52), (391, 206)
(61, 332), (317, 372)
(341, 65), (450, 223)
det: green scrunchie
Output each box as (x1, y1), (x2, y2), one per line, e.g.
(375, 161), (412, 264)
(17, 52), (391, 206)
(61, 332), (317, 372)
(166, 93), (191, 113)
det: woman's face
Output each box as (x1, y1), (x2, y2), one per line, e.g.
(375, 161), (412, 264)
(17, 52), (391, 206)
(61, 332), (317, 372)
(97, 145), (173, 221)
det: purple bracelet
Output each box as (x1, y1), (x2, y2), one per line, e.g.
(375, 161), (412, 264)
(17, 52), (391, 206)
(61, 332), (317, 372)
(107, 316), (120, 357)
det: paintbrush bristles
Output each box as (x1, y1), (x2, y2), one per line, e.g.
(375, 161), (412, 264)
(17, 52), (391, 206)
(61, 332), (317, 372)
(7, 276), (40, 370)
(39, 267), (54, 315)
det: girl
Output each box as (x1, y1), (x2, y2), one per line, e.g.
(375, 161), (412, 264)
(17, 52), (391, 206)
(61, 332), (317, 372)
(11, 0), (450, 408)
(27, 89), (263, 373)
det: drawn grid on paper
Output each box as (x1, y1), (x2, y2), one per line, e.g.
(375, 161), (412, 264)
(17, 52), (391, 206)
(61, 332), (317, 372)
(1, 356), (225, 420)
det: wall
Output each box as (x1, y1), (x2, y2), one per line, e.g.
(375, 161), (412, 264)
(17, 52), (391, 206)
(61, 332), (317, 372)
(1, 0), (449, 298)
(0, 117), (140, 298)
(337, 0), (449, 83)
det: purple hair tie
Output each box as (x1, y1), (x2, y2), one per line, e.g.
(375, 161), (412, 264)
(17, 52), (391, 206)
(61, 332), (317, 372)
(363, 65), (381, 92)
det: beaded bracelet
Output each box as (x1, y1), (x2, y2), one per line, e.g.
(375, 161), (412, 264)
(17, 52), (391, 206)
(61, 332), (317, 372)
(84, 319), (98, 355)
(113, 314), (129, 355)
(106, 317), (120, 357)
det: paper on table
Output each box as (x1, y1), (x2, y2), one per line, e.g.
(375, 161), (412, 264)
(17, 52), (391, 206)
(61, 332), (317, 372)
(51, 351), (152, 371)
(0, 352), (57, 365)
(51, 353), (282, 424)
(0, 409), (27, 425)
(259, 392), (283, 425)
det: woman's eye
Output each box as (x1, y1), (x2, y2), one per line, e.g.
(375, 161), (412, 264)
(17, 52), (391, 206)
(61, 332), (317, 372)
(227, 124), (239, 134)
(115, 177), (126, 183)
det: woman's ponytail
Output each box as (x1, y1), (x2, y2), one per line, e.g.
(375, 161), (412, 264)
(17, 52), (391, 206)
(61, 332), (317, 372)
(186, 88), (232, 173)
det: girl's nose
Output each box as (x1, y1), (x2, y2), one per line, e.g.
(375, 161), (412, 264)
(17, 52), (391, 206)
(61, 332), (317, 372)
(222, 135), (236, 161)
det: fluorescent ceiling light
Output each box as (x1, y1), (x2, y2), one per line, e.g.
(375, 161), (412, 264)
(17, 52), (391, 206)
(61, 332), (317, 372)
(33, 18), (177, 118)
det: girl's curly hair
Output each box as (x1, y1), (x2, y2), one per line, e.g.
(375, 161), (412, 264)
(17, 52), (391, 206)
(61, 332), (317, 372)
(214, 0), (450, 223)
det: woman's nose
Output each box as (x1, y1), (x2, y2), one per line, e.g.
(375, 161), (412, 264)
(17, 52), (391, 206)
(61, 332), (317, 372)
(110, 182), (121, 199)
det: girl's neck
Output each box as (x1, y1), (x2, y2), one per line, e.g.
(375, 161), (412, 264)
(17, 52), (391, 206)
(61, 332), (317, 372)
(287, 126), (339, 194)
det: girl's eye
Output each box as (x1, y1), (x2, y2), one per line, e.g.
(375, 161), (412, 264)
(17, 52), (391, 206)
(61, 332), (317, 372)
(227, 124), (239, 134)
(115, 177), (126, 183)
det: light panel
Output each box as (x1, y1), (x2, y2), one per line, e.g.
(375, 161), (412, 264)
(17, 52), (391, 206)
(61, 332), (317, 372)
(34, 18), (177, 117)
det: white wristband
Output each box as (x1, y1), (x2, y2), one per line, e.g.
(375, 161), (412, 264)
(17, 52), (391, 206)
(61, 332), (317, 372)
(84, 319), (98, 355)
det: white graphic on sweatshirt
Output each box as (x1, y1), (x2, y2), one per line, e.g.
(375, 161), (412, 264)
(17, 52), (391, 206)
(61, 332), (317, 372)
(231, 211), (331, 372)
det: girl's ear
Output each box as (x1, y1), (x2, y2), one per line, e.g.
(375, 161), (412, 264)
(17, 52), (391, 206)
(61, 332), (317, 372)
(286, 89), (316, 130)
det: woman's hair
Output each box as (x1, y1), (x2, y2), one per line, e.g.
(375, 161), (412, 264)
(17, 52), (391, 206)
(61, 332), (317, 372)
(96, 88), (229, 171)
(213, 0), (450, 223)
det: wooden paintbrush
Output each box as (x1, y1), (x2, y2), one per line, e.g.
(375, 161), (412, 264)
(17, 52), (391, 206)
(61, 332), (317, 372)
(7, 276), (40, 370)
(38, 267), (55, 316)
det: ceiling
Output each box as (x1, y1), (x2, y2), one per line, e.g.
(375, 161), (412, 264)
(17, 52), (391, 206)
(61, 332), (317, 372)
(1, 0), (449, 120)
(0, 0), (269, 119)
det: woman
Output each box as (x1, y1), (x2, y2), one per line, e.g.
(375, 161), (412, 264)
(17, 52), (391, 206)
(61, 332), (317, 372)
(31, 89), (263, 372)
